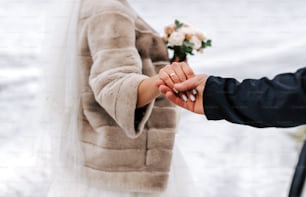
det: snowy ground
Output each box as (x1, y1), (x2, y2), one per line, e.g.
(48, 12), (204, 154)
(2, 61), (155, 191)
(0, 0), (305, 196)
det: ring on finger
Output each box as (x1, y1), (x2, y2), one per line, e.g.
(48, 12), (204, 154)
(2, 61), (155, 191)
(169, 73), (176, 77)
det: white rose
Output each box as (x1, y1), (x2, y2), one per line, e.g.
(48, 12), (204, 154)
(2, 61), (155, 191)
(178, 26), (195, 35)
(190, 36), (202, 50)
(168, 31), (185, 46)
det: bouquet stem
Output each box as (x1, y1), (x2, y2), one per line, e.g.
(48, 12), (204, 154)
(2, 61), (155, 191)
(170, 46), (187, 63)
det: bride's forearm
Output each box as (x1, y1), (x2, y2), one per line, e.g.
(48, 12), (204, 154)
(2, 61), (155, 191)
(136, 75), (160, 108)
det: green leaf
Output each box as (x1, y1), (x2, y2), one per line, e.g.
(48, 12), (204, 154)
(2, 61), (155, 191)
(206, 39), (212, 47)
(201, 41), (206, 48)
(184, 46), (194, 55)
(183, 40), (194, 48)
(175, 19), (183, 29)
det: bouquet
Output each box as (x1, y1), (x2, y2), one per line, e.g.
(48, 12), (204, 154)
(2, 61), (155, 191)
(163, 20), (212, 62)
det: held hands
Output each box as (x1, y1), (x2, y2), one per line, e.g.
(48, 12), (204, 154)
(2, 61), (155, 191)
(156, 62), (208, 114)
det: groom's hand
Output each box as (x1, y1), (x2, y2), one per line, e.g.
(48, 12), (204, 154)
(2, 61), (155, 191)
(174, 74), (207, 94)
(158, 74), (207, 114)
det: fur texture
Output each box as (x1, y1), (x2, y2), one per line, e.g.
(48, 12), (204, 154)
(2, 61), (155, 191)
(77, 0), (178, 193)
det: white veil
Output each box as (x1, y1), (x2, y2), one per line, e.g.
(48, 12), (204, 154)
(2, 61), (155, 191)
(36, 0), (83, 190)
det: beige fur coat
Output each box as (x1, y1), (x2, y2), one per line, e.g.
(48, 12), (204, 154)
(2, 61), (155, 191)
(77, 0), (178, 193)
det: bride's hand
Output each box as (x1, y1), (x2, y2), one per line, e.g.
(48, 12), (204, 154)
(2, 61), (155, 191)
(157, 62), (197, 102)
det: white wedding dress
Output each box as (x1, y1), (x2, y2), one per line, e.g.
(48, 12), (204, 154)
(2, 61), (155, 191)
(46, 145), (200, 197)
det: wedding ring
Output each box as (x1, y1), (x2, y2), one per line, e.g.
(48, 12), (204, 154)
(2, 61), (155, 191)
(169, 73), (176, 77)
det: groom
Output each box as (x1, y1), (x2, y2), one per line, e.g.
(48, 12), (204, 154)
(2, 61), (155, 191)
(156, 62), (306, 197)
(157, 62), (306, 128)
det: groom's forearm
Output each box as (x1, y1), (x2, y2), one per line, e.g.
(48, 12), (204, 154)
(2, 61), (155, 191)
(203, 68), (306, 128)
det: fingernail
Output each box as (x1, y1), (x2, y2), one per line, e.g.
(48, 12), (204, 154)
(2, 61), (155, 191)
(189, 94), (196, 102)
(181, 94), (188, 102)
(192, 89), (197, 95)
(173, 88), (179, 94)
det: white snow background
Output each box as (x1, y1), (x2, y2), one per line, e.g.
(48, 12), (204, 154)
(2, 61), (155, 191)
(0, 0), (305, 196)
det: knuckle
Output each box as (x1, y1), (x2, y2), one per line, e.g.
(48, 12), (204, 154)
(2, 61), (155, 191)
(159, 72), (168, 80)
(159, 67), (165, 73)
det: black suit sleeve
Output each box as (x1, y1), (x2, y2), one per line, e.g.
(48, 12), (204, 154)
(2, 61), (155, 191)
(203, 67), (306, 128)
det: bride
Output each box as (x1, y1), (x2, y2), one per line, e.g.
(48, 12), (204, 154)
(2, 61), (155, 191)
(40, 0), (200, 196)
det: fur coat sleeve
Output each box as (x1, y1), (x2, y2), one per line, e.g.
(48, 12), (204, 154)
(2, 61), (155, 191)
(86, 9), (154, 139)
